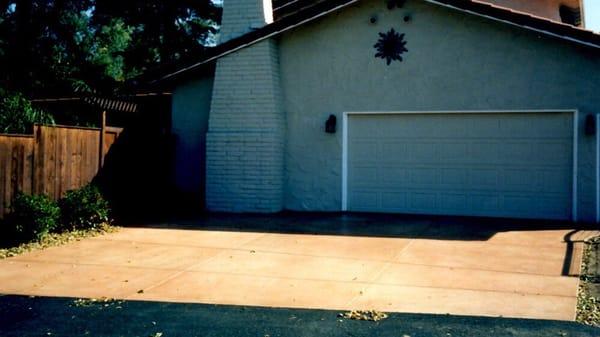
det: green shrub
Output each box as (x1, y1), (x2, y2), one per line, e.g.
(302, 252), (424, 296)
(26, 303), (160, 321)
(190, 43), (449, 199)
(58, 184), (110, 231)
(0, 90), (55, 134)
(7, 193), (60, 242)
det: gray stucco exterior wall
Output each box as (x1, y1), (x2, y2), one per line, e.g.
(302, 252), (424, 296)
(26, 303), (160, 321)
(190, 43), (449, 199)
(278, 0), (600, 220)
(171, 75), (214, 206)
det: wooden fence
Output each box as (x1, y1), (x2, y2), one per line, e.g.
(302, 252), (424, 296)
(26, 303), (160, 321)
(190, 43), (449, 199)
(0, 124), (122, 217)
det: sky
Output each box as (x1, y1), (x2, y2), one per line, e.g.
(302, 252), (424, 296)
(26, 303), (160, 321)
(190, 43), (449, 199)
(585, 0), (600, 32)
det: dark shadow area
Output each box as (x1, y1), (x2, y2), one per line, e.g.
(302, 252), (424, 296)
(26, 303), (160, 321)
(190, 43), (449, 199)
(562, 229), (582, 277)
(0, 294), (597, 337)
(124, 211), (595, 241)
(93, 95), (178, 222)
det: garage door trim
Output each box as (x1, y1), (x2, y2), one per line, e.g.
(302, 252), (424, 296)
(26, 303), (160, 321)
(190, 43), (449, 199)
(341, 110), (579, 221)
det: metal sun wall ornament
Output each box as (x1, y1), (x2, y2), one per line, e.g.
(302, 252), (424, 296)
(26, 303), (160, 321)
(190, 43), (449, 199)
(374, 28), (408, 65)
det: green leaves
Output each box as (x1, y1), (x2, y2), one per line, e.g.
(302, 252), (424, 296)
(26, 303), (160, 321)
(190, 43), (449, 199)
(88, 18), (134, 82)
(0, 90), (54, 134)
(0, 0), (222, 96)
(6, 192), (61, 242)
(58, 184), (111, 232)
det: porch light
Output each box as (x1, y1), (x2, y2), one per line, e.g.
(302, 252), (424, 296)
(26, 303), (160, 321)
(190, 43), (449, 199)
(325, 115), (337, 134)
(585, 114), (596, 136)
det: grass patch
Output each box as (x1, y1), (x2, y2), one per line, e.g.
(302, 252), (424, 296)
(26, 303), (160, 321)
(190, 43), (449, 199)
(0, 223), (118, 259)
(577, 236), (600, 326)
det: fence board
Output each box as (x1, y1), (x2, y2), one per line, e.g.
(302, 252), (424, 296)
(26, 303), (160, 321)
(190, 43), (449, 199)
(0, 124), (122, 217)
(0, 135), (34, 216)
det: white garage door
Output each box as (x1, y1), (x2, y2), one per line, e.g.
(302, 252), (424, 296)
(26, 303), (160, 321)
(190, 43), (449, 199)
(346, 112), (574, 220)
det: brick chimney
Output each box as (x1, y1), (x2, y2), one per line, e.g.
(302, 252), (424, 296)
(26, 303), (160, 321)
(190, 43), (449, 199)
(219, 0), (274, 43)
(206, 0), (285, 213)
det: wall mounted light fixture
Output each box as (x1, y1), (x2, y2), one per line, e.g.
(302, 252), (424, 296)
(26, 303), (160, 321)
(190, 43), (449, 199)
(585, 114), (596, 136)
(325, 115), (337, 133)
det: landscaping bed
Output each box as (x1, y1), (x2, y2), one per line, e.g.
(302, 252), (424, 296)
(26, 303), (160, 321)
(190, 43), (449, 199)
(0, 223), (118, 259)
(0, 183), (116, 259)
(577, 236), (600, 326)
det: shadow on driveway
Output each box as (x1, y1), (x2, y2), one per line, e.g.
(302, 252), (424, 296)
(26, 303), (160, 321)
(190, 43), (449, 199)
(126, 212), (600, 279)
(0, 294), (597, 337)
(130, 212), (594, 241)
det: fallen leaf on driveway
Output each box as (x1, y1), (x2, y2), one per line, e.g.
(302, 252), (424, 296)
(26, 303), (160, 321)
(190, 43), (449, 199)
(338, 310), (388, 321)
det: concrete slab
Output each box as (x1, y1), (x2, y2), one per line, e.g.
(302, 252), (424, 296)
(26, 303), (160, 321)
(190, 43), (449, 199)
(189, 249), (388, 283)
(374, 263), (578, 297)
(240, 233), (412, 261)
(395, 240), (571, 275)
(348, 283), (577, 321)
(0, 216), (592, 321)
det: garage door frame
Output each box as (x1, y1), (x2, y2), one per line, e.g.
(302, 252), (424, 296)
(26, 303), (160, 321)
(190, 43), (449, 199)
(341, 110), (579, 221)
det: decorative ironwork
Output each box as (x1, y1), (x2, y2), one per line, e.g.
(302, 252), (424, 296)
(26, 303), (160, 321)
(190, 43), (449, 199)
(374, 28), (408, 65)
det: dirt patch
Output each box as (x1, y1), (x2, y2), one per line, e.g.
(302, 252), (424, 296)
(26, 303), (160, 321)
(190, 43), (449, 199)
(0, 224), (118, 259)
(577, 236), (600, 326)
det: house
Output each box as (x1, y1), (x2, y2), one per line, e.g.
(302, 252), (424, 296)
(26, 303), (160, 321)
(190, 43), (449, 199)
(160, 0), (600, 222)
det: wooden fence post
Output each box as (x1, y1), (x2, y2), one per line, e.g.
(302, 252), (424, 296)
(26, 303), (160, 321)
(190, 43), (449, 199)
(99, 110), (106, 169)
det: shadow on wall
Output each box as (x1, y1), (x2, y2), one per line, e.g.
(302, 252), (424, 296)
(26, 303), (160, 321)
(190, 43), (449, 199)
(93, 96), (179, 222)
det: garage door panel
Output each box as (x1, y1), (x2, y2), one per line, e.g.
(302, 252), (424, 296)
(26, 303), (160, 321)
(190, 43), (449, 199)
(378, 167), (408, 186)
(438, 142), (469, 161)
(536, 142), (572, 162)
(350, 192), (379, 209)
(467, 169), (499, 189)
(347, 113), (573, 220)
(350, 141), (377, 162)
(440, 193), (467, 210)
(349, 166), (378, 184)
(379, 141), (408, 161)
(541, 170), (572, 192)
(381, 192), (408, 210)
(469, 142), (501, 164)
(441, 168), (467, 186)
(502, 169), (535, 190)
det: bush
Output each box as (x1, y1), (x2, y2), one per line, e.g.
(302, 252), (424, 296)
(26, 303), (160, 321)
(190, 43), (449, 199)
(0, 90), (55, 134)
(58, 184), (110, 231)
(7, 193), (60, 242)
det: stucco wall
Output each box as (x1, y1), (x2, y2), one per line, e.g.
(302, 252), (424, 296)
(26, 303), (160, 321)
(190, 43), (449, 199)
(171, 74), (214, 205)
(278, 0), (600, 221)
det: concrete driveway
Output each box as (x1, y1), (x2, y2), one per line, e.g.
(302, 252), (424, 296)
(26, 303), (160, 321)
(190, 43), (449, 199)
(0, 214), (596, 321)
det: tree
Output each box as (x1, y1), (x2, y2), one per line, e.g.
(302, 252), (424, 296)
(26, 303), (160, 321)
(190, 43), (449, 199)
(0, 90), (54, 133)
(0, 0), (221, 97)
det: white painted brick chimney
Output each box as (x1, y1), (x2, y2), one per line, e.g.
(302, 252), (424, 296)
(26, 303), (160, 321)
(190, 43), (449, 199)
(206, 0), (285, 213)
(219, 0), (274, 43)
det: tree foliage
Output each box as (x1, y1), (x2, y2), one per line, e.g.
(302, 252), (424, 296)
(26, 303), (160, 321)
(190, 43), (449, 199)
(0, 0), (221, 97)
(0, 90), (54, 133)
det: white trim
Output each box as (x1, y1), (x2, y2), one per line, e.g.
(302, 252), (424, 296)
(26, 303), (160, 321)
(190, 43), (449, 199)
(341, 110), (579, 221)
(596, 114), (599, 223)
(341, 112), (348, 211)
